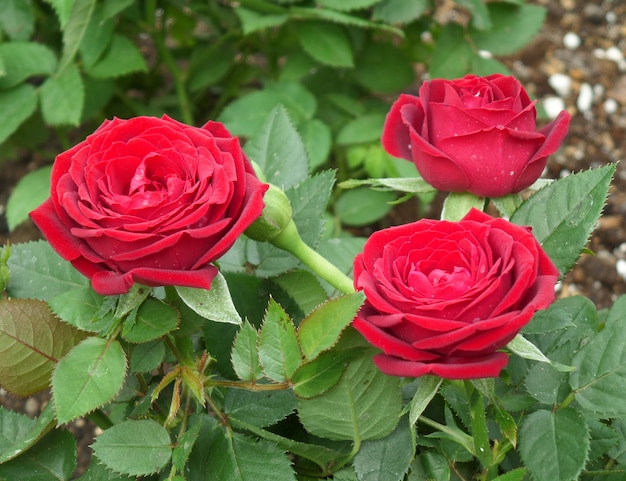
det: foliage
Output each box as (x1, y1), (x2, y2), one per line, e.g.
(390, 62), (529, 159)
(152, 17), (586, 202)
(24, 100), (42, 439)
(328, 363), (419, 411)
(3, 0), (545, 227)
(2, 1), (624, 481)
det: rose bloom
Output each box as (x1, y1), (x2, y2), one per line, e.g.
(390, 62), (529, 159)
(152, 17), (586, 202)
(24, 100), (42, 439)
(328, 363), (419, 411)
(30, 115), (268, 295)
(382, 74), (571, 198)
(352, 209), (559, 379)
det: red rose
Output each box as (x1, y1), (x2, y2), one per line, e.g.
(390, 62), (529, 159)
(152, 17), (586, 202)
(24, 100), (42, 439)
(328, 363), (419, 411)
(382, 74), (571, 198)
(30, 115), (268, 295)
(352, 209), (559, 379)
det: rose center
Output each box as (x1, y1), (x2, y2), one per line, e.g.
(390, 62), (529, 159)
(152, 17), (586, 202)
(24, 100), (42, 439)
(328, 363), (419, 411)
(408, 266), (473, 299)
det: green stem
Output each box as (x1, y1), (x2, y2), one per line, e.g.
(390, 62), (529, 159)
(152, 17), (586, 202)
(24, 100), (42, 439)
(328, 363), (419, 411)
(271, 221), (355, 295)
(87, 409), (114, 430)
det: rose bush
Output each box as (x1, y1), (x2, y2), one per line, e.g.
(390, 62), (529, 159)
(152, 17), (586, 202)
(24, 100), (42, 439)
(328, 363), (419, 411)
(30, 115), (268, 295)
(352, 208), (559, 379)
(381, 74), (571, 198)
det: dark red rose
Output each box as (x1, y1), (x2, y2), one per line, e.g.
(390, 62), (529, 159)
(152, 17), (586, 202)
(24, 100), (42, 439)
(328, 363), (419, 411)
(382, 74), (571, 198)
(30, 115), (268, 295)
(352, 209), (559, 379)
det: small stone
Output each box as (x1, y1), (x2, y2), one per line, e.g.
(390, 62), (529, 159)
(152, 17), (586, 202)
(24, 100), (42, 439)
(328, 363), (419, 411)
(604, 98), (618, 114)
(563, 32), (581, 49)
(577, 83), (594, 112)
(543, 96), (566, 118)
(548, 73), (572, 96)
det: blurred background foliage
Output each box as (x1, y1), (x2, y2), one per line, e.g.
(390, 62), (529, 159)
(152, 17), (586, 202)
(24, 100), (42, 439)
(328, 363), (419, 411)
(0, 0), (546, 228)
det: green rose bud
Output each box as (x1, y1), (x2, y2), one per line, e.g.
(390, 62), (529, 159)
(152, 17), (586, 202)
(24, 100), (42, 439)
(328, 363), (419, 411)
(245, 184), (293, 242)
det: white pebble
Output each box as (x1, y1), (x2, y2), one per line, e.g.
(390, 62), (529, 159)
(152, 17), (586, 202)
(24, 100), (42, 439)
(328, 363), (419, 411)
(577, 83), (594, 112)
(548, 73), (572, 96)
(605, 46), (624, 63)
(617, 259), (626, 280)
(24, 398), (39, 416)
(606, 11), (617, 24)
(563, 32), (581, 49)
(604, 98), (618, 114)
(543, 96), (566, 118)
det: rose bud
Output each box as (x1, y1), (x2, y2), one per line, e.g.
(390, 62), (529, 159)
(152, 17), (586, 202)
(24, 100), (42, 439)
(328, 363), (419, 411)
(245, 184), (293, 242)
(30, 116), (268, 295)
(382, 74), (571, 198)
(352, 208), (559, 380)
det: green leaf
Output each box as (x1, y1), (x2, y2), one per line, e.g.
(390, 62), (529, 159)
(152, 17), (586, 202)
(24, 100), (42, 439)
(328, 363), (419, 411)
(48, 286), (113, 333)
(0, 84), (38, 145)
(301, 118), (332, 170)
(45, 0), (75, 27)
(441, 191), (486, 221)
(334, 188), (396, 227)
(85, 33), (148, 78)
(100, 0), (134, 19)
(524, 362), (568, 405)
(220, 82), (316, 137)
(231, 322), (263, 381)
(0, 0), (35, 41)
(470, 3), (546, 55)
(258, 299), (302, 382)
(122, 298), (179, 343)
(354, 416), (414, 481)
(456, 0), (492, 30)
(52, 336), (127, 424)
(58, 0), (96, 71)
(187, 416), (296, 481)
(78, 5), (115, 67)
(272, 270), (328, 316)
(0, 299), (85, 396)
(337, 113), (385, 145)
(290, 6), (403, 37)
(92, 419), (172, 477)
(188, 43), (234, 91)
(507, 334), (574, 372)
(338, 176), (435, 194)
(75, 460), (134, 480)
(244, 105), (309, 189)
(523, 295), (591, 335)
(291, 348), (354, 398)
(5, 166), (52, 231)
(0, 428), (76, 481)
(316, 0), (380, 10)
(298, 292), (364, 362)
(40, 63), (84, 126)
(0, 403), (55, 463)
(172, 417), (201, 472)
(129, 340), (165, 373)
(372, 0), (428, 24)
(5, 240), (90, 301)
(225, 389), (297, 427)
(298, 353), (402, 441)
(430, 23), (473, 78)
(175, 272), (241, 324)
(519, 408), (589, 481)
(492, 469), (527, 481)
(235, 7), (288, 35)
(408, 376), (443, 426)
(570, 310), (626, 416)
(510, 164), (616, 275)
(353, 40), (414, 93)
(0, 42), (57, 89)
(297, 21), (353, 68)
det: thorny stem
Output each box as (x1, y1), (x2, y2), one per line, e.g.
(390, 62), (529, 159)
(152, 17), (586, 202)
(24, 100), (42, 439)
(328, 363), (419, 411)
(208, 379), (290, 391)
